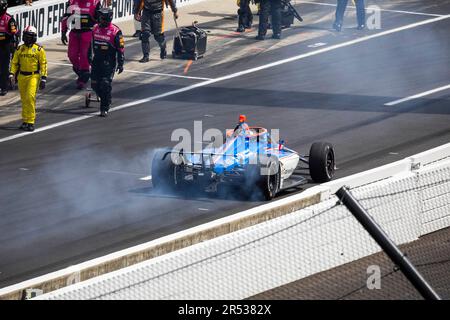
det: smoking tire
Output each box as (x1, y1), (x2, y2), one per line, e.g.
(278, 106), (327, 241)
(245, 156), (281, 201)
(151, 149), (184, 191)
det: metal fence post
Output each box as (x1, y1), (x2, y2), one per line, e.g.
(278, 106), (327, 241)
(336, 186), (441, 300)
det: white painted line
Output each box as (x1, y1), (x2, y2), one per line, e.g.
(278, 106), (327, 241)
(0, 114), (95, 143)
(308, 42), (327, 48)
(140, 175), (152, 181)
(298, 1), (445, 17)
(124, 69), (213, 81)
(385, 84), (450, 106)
(47, 62), (211, 81)
(198, 208), (210, 211)
(1, 15), (449, 145)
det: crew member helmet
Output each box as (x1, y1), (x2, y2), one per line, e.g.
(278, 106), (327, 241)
(23, 26), (38, 46)
(98, 7), (114, 27)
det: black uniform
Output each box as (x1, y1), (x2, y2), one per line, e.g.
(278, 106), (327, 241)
(256, 0), (282, 39)
(0, 9), (18, 95)
(134, 0), (177, 61)
(237, 0), (253, 32)
(90, 23), (125, 114)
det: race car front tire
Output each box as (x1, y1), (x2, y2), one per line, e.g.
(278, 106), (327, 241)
(309, 141), (335, 183)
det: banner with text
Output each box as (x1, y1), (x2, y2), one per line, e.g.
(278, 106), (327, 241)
(8, 0), (207, 42)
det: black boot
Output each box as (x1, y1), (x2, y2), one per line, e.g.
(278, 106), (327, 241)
(21, 123), (34, 132)
(139, 55), (149, 63)
(26, 123), (35, 132)
(333, 22), (342, 32)
(236, 25), (245, 32)
(272, 33), (281, 39)
(255, 34), (265, 40)
(0, 88), (7, 96)
(160, 46), (167, 60)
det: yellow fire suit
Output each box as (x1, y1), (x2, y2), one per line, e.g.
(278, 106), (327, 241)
(10, 43), (47, 125)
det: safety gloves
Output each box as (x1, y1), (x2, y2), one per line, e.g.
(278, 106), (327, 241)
(39, 77), (46, 90)
(8, 74), (15, 88)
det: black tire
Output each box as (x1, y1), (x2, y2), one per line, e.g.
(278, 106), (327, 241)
(309, 142), (335, 183)
(151, 149), (184, 191)
(245, 156), (280, 200)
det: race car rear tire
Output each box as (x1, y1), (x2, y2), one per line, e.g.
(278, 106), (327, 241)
(309, 141), (335, 183)
(245, 157), (280, 200)
(151, 149), (184, 191)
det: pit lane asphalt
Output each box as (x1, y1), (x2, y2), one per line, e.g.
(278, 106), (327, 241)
(0, 0), (449, 287)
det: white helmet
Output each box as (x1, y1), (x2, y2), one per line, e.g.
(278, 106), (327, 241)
(24, 25), (37, 34)
(23, 25), (38, 45)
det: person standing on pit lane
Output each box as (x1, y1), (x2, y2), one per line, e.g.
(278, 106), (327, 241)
(89, 7), (124, 117)
(0, 0), (18, 96)
(255, 0), (282, 40)
(134, 0), (179, 63)
(9, 26), (47, 132)
(333, 0), (366, 32)
(61, 0), (102, 90)
(132, 0), (142, 37)
(236, 0), (253, 33)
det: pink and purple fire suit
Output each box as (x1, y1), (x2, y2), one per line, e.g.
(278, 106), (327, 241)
(61, 0), (101, 88)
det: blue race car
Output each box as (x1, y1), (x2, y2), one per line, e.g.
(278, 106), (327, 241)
(152, 120), (335, 200)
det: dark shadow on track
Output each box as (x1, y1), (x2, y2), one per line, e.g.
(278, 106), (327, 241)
(160, 86), (450, 115)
